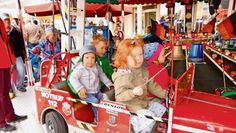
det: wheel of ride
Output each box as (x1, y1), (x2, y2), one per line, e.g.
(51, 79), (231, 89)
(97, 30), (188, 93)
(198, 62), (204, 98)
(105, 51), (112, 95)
(45, 111), (68, 133)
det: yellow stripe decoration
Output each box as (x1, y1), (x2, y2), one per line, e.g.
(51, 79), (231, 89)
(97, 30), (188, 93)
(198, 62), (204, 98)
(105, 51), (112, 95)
(87, 125), (95, 132)
(77, 121), (85, 129)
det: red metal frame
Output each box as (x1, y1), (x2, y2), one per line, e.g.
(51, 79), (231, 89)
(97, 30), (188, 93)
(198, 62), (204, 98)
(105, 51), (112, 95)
(40, 52), (79, 88)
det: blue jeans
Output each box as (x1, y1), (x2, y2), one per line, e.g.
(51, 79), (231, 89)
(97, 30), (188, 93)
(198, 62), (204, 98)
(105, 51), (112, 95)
(82, 92), (103, 121)
(15, 57), (26, 89)
(10, 57), (25, 93)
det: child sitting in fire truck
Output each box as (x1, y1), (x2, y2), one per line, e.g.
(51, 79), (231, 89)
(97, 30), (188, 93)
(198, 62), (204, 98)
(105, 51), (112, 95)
(144, 42), (174, 133)
(67, 45), (113, 122)
(91, 34), (114, 83)
(112, 39), (167, 133)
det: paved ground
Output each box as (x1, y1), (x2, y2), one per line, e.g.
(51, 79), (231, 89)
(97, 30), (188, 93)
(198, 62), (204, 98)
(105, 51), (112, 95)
(7, 86), (45, 133)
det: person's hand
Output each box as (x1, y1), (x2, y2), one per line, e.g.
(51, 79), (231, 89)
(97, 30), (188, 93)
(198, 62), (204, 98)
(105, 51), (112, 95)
(41, 48), (45, 52)
(133, 86), (143, 96)
(32, 48), (41, 55)
(10, 65), (16, 71)
(109, 85), (114, 90)
(79, 88), (87, 99)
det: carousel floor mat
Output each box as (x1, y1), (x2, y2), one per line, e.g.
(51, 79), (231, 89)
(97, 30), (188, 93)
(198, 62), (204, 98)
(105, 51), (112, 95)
(194, 57), (235, 93)
(171, 57), (234, 94)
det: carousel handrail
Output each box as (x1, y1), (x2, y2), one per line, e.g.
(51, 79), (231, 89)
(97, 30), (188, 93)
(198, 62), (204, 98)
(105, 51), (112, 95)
(204, 50), (236, 85)
(206, 45), (236, 64)
(17, 0), (35, 86)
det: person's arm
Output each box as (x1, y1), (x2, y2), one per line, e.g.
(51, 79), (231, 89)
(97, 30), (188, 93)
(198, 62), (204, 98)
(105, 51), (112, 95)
(32, 40), (44, 55)
(147, 79), (166, 99)
(112, 73), (136, 101)
(67, 67), (85, 95)
(17, 29), (27, 60)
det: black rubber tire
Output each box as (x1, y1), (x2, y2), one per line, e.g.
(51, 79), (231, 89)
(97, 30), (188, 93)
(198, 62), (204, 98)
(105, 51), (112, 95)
(45, 111), (68, 133)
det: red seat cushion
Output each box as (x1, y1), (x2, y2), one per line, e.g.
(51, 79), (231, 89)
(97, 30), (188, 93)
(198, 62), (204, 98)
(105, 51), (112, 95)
(74, 103), (94, 123)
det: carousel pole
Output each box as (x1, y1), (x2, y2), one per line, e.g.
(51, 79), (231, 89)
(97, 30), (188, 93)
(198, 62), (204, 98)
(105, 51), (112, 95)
(106, 0), (110, 50)
(168, 2), (175, 94)
(221, 54), (227, 88)
(52, 0), (55, 39)
(17, 0), (35, 86)
(121, 0), (125, 32)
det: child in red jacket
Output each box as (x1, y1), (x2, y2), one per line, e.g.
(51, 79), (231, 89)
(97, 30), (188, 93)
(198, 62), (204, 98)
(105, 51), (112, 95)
(144, 42), (175, 132)
(144, 43), (172, 96)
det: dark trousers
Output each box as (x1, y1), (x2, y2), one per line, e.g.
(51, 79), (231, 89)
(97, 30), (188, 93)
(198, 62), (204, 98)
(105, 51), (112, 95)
(0, 68), (16, 127)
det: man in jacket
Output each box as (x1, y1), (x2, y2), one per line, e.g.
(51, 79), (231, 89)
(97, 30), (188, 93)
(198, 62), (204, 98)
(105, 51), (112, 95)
(0, 18), (27, 132)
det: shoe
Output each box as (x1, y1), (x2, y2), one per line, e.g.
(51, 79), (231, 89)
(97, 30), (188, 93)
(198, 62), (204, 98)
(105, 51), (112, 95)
(9, 92), (15, 99)
(18, 87), (27, 92)
(7, 115), (27, 123)
(0, 124), (16, 132)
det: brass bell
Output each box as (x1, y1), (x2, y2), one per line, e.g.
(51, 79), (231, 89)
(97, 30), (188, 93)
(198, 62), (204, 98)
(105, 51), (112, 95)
(169, 45), (185, 60)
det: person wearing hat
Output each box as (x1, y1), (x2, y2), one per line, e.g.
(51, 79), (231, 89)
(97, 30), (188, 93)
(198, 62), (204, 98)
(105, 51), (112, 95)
(67, 45), (113, 122)
(24, 19), (44, 48)
(32, 26), (61, 61)
(144, 42), (174, 133)
(143, 25), (163, 44)
(0, 13), (27, 95)
(31, 26), (61, 81)
(0, 18), (27, 132)
(144, 42), (175, 95)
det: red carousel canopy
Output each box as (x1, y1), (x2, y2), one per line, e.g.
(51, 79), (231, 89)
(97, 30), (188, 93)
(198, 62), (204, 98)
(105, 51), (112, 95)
(120, 0), (166, 4)
(24, 2), (132, 17)
(86, 3), (132, 17)
(24, 2), (60, 16)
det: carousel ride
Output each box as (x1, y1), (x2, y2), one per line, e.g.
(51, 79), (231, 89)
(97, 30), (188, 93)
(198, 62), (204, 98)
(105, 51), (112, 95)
(14, 0), (236, 132)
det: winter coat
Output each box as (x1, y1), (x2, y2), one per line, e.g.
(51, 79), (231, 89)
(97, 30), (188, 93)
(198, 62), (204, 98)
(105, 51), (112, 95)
(0, 19), (15, 68)
(112, 67), (166, 112)
(33, 39), (61, 61)
(97, 55), (114, 81)
(68, 63), (112, 94)
(8, 26), (26, 59)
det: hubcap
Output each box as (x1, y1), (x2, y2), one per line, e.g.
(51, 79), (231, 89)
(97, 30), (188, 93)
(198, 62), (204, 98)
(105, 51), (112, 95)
(48, 120), (55, 133)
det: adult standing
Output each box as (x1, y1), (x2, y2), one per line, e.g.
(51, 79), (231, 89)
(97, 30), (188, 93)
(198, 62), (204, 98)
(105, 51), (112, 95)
(0, 13), (27, 94)
(143, 25), (163, 44)
(24, 19), (44, 48)
(0, 18), (27, 132)
(24, 19), (44, 81)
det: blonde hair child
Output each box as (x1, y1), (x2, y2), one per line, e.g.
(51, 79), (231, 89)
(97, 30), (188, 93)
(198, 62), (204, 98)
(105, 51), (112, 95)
(91, 34), (113, 81)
